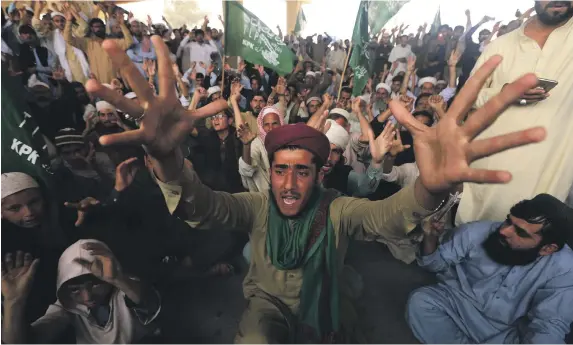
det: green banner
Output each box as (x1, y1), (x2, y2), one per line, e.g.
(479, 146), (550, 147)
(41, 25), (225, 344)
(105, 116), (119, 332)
(349, 0), (409, 96)
(224, 1), (295, 76)
(294, 7), (306, 35)
(1, 69), (53, 188)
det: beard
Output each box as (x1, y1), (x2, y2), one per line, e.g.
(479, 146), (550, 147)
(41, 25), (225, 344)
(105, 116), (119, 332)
(482, 227), (541, 266)
(535, 1), (573, 25)
(92, 30), (106, 39)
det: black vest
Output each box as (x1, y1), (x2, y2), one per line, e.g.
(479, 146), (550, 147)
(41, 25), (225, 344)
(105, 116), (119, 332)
(323, 164), (353, 196)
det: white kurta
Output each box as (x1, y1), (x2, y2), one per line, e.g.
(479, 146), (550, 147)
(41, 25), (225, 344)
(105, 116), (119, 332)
(456, 17), (573, 225)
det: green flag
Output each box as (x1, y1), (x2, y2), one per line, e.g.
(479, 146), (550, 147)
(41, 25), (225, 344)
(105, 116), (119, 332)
(294, 7), (306, 35)
(429, 6), (441, 36)
(1, 70), (54, 189)
(224, 1), (295, 76)
(349, 0), (409, 96)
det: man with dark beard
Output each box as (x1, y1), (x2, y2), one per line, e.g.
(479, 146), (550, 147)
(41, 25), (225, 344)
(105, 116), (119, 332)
(407, 194), (573, 343)
(63, 10), (133, 84)
(456, 0), (573, 226)
(18, 25), (56, 84)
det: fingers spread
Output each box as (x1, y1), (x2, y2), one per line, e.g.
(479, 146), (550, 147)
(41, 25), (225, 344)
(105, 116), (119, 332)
(463, 73), (539, 139)
(449, 55), (503, 122)
(101, 39), (154, 104)
(118, 157), (139, 170)
(23, 253), (33, 266)
(85, 79), (143, 116)
(467, 126), (546, 161)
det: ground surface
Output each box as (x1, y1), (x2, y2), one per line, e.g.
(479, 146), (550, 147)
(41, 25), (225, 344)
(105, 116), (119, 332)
(158, 240), (573, 344)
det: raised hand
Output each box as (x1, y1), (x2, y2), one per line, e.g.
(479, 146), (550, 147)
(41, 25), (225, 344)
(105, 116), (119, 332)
(428, 95), (445, 111)
(74, 242), (124, 285)
(389, 130), (411, 157)
(196, 86), (208, 100)
(492, 21), (502, 33)
(369, 122), (395, 164)
(398, 94), (414, 109)
(307, 110), (331, 134)
(85, 36), (229, 158)
(64, 197), (100, 227)
(388, 55), (546, 194)
(351, 97), (362, 114)
(231, 81), (243, 102)
(407, 55), (417, 72)
(115, 157), (140, 192)
(1, 252), (40, 302)
(448, 49), (461, 67)
(236, 123), (257, 145)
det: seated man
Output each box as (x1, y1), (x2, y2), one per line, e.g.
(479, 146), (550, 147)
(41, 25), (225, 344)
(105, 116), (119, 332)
(1, 239), (161, 344)
(407, 194), (573, 343)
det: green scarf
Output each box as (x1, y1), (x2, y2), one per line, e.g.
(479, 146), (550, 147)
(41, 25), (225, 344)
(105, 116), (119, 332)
(266, 187), (340, 342)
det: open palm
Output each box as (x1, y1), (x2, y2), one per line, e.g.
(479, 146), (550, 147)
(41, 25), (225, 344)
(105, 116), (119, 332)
(2, 252), (40, 302)
(85, 37), (228, 158)
(389, 55), (546, 194)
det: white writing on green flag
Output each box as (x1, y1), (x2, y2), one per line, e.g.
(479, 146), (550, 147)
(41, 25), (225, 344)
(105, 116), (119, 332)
(224, 1), (295, 76)
(349, 0), (409, 96)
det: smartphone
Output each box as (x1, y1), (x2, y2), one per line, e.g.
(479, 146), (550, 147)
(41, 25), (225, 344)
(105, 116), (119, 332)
(537, 78), (558, 92)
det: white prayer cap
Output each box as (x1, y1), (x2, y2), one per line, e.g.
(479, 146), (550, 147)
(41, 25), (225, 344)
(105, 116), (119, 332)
(305, 96), (321, 105)
(51, 11), (65, 19)
(96, 101), (116, 112)
(436, 80), (447, 85)
(27, 75), (50, 89)
(129, 17), (140, 24)
(418, 77), (438, 88)
(207, 86), (221, 98)
(359, 94), (371, 104)
(325, 120), (350, 150)
(25, 6), (34, 14)
(1, 172), (40, 199)
(376, 83), (391, 94)
(305, 71), (316, 77)
(329, 108), (350, 120)
(124, 92), (137, 99)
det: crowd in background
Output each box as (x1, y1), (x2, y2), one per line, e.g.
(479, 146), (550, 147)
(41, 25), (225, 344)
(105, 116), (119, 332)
(1, 0), (573, 343)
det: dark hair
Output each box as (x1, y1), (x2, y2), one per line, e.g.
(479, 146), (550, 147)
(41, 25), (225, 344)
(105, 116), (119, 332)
(340, 87), (352, 95)
(479, 29), (491, 36)
(251, 90), (268, 101)
(415, 93), (432, 108)
(412, 110), (434, 126)
(438, 24), (450, 31)
(392, 75), (404, 83)
(454, 25), (464, 31)
(89, 18), (105, 27)
(510, 199), (568, 250)
(18, 24), (36, 35)
(268, 145), (324, 175)
(196, 73), (205, 79)
(194, 29), (205, 36)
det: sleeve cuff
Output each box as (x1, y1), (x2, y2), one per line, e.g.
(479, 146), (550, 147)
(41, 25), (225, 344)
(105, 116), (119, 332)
(238, 157), (257, 177)
(381, 166), (399, 182)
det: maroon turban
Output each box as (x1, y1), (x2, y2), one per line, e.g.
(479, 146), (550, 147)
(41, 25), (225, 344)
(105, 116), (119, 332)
(264, 123), (330, 164)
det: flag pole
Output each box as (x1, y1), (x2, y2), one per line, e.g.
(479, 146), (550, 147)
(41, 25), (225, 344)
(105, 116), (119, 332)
(337, 43), (353, 100)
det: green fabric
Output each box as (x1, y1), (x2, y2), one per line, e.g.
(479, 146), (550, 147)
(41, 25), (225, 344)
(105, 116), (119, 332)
(294, 7), (307, 36)
(224, 1), (295, 76)
(429, 6), (442, 37)
(349, 0), (410, 96)
(1, 65), (54, 189)
(266, 188), (339, 341)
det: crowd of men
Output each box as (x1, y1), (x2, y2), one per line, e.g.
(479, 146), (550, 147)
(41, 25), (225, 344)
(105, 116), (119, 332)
(1, 0), (573, 343)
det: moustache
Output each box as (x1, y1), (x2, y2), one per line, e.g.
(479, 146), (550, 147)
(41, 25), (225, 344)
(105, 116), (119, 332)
(280, 192), (301, 199)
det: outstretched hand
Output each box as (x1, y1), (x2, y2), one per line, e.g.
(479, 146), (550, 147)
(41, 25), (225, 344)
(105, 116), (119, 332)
(85, 36), (228, 159)
(74, 242), (124, 285)
(65, 197), (100, 227)
(368, 121), (395, 164)
(1, 252), (40, 302)
(389, 55), (546, 194)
